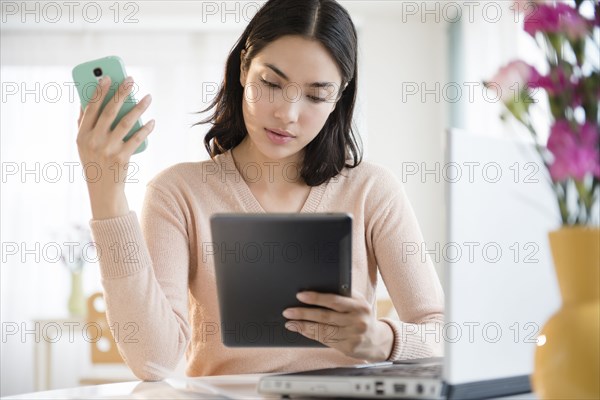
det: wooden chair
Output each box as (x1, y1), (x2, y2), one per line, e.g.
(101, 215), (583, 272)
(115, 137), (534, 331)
(87, 292), (125, 364)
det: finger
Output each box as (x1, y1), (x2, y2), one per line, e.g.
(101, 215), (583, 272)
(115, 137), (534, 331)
(112, 94), (152, 142)
(82, 75), (112, 131)
(296, 291), (356, 312)
(351, 290), (366, 301)
(96, 76), (134, 133)
(285, 321), (343, 345)
(120, 119), (155, 156)
(283, 307), (352, 326)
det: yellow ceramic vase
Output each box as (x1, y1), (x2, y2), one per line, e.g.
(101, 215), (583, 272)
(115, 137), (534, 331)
(532, 227), (600, 399)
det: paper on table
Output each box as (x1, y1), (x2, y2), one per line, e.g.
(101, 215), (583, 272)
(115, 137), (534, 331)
(142, 361), (263, 400)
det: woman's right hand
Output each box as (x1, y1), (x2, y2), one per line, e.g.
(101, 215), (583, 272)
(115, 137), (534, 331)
(76, 75), (155, 220)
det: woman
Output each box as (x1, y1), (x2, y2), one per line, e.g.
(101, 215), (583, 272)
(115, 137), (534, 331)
(76, 0), (444, 380)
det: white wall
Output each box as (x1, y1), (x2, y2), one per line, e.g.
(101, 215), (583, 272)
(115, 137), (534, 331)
(357, 7), (448, 281)
(1, 1), (454, 396)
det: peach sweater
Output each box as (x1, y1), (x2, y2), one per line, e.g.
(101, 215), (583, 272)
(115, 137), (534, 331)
(89, 150), (444, 380)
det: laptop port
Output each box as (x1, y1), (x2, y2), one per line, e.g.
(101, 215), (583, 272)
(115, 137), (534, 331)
(417, 384), (424, 394)
(375, 381), (384, 395)
(394, 384), (406, 393)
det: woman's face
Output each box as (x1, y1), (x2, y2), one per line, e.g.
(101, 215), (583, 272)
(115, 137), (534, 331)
(239, 35), (344, 162)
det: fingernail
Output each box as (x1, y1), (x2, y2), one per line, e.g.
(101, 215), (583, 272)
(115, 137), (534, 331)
(297, 292), (309, 301)
(124, 76), (133, 84)
(285, 323), (298, 332)
(143, 94), (152, 103)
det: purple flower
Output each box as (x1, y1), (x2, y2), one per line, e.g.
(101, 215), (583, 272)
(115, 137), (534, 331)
(547, 121), (600, 181)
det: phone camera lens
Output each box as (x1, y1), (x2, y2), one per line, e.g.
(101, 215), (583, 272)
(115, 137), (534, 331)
(93, 68), (103, 77)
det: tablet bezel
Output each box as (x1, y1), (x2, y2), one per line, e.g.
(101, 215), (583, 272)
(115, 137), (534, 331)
(210, 213), (353, 347)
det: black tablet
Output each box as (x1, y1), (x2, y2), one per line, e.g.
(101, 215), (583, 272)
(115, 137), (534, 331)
(209, 213), (352, 347)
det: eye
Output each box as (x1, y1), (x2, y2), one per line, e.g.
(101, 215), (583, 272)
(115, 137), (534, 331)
(309, 87), (335, 103)
(307, 95), (327, 103)
(260, 78), (280, 88)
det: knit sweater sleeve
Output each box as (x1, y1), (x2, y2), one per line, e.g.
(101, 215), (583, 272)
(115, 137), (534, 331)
(88, 183), (191, 381)
(369, 170), (445, 360)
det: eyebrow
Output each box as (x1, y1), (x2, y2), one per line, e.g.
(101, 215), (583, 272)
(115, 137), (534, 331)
(263, 63), (335, 89)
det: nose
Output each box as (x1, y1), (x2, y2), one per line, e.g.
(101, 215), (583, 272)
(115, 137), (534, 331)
(273, 86), (301, 124)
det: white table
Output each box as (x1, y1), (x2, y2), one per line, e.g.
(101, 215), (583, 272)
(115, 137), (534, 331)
(4, 374), (277, 399)
(3, 374), (538, 400)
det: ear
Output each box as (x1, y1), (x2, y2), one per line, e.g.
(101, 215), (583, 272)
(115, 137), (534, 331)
(240, 49), (247, 87)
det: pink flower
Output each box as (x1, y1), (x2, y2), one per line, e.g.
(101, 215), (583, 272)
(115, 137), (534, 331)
(529, 66), (571, 95)
(524, 4), (561, 35)
(561, 12), (591, 40)
(524, 3), (591, 40)
(485, 60), (538, 103)
(547, 121), (600, 181)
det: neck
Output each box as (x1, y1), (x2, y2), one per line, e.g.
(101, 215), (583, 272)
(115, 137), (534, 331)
(231, 137), (306, 192)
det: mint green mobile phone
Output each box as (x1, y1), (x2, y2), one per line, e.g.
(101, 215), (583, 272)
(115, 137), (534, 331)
(72, 56), (147, 154)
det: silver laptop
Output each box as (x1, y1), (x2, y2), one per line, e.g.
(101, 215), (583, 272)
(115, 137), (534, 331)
(258, 129), (561, 399)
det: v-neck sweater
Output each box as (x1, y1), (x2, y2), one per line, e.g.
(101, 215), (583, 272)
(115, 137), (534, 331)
(89, 149), (445, 381)
(228, 151), (327, 214)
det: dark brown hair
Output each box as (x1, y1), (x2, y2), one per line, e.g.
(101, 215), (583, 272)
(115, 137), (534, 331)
(195, 0), (362, 186)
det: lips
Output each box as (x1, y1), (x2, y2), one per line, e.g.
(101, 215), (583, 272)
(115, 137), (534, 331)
(265, 128), (295, 145)
(266, 128), (295, 138)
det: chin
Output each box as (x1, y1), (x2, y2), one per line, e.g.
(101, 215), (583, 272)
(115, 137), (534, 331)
(252, 137), (299, 161)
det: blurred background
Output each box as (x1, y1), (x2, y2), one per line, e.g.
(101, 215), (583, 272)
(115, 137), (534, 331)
(1, 0), (553, 396)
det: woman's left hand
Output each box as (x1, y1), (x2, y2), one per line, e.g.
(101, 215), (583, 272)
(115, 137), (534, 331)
(282, 291), (394, 362)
